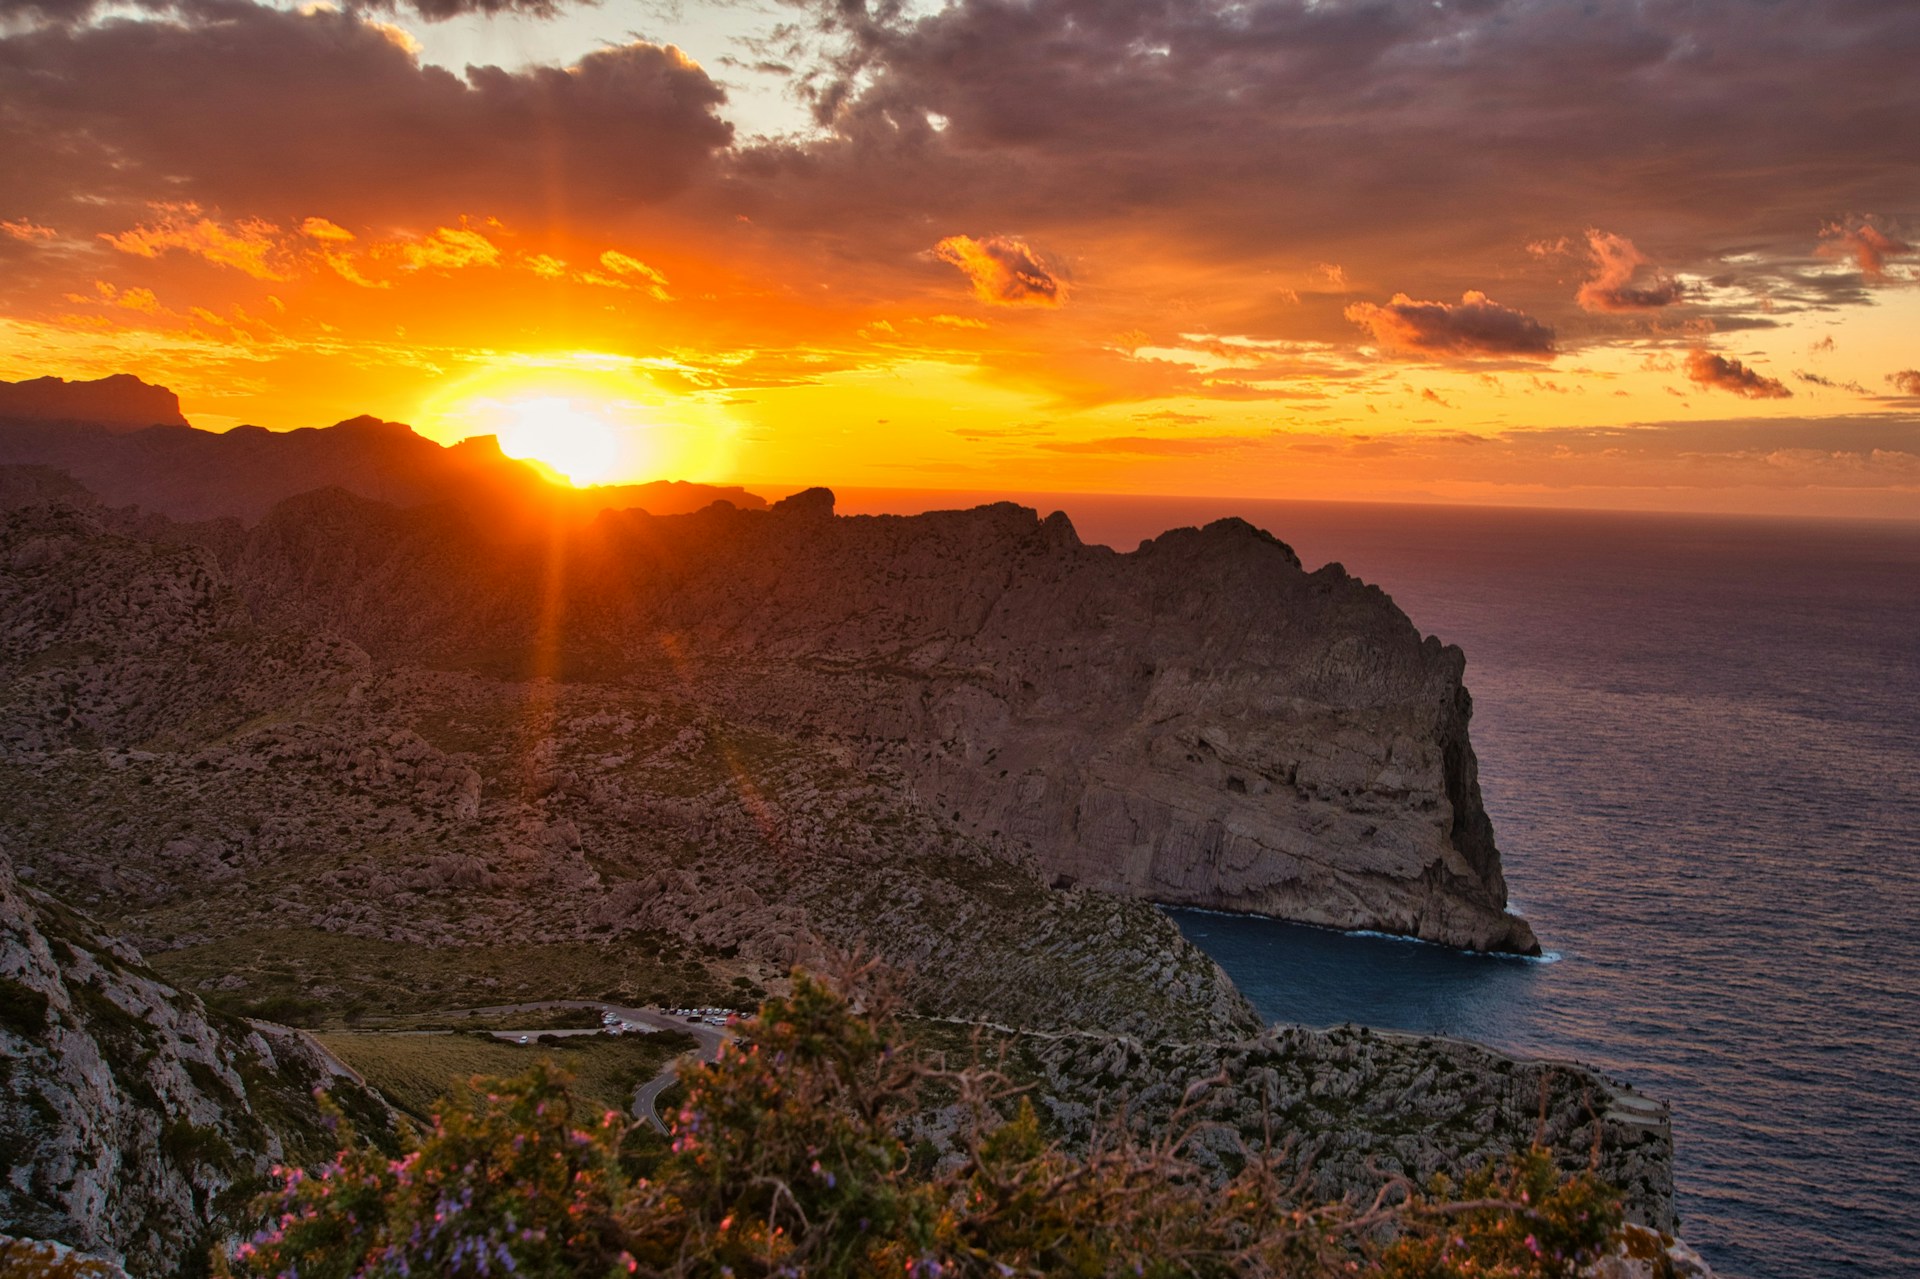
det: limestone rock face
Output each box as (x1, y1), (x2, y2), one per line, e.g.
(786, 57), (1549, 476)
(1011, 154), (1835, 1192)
(0, 847), (381, 1277)
(228, 489), (1537, 952)
(0, 486), (1262, 1044)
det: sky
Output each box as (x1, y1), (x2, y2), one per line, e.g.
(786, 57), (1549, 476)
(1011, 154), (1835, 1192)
(1, 0), (1917, 515)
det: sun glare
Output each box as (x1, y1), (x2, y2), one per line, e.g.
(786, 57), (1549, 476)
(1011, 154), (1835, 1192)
(495, 397), (620, 486)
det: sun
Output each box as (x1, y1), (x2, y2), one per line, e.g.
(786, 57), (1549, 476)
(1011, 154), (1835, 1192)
(494, 397), (621, 486)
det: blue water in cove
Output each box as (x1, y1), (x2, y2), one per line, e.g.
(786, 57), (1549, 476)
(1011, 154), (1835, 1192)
(841, 492), (1920, 1279)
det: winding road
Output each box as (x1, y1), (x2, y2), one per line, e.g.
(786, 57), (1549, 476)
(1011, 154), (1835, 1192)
(441, 999), (734, 1134)
(271, 999), (736, 1137)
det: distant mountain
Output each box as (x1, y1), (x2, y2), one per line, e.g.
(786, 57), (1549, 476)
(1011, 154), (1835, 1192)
(0, 375), (188, 432)
(0, 377), (765, 524)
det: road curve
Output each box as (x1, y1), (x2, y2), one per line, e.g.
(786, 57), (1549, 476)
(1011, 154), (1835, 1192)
(306, 998), (736, 1136)
(610, 1006), (730, 1134)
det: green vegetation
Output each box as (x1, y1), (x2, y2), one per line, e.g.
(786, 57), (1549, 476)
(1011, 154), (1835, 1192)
(314, 1029), (697, 1123)
(149, 928), (731, 1026)
(223, 973), (1623, 1279)
(382, 1005), (608, 1034)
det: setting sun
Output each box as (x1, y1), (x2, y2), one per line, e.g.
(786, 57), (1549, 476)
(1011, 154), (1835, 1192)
(493, 397), (620, 486)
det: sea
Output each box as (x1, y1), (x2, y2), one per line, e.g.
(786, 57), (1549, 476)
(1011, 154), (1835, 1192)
(837, 490), (1920, 1279)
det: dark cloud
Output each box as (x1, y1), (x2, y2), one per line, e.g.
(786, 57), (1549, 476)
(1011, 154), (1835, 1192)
(1889, 370), (1920, 396)
(1794, 370), (1867, 393)
(0, 0), (160, 25)
(0, 3), (730, 228)
(1345, 291), (1556, 359)
(1576, 231), (1686, 312)
(932, 235), (1065, 306)
(0, 0), (568, 24)
(1685, 349), (1792, 399)
(739, 0), (1920, 310)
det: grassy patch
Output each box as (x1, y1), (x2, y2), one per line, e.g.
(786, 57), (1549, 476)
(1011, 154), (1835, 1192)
(150, 927), (731, 1026)
(315, 1030), (697, 1123)
(385, 1006), (607, 1034)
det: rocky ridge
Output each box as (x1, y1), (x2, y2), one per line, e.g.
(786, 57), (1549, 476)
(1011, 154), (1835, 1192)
(0, 377), (186, 433)
(0, 379), (763, 524)
(223, 485), (1537, 953)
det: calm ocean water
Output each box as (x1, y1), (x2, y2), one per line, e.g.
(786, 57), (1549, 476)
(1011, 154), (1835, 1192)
(840, 492), (1920, 1279)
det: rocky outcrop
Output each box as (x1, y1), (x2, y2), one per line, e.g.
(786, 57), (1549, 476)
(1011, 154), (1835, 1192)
(225, 487), (1536, 952)
(1010, 1020), (1675, 1232)
(0, 377), (186, 433)
(0, 846), (391, 1277)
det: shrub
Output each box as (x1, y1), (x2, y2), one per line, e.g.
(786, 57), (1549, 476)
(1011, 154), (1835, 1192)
(221, 970), (1622, 1279)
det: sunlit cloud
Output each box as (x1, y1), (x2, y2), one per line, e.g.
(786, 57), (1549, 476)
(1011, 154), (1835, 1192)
(1818, 218), (1914, 283)
(1577, 231), (1686, 313)
(2, 219), (57, 242)
(1036, 434), (1248, 456)
(1685, 348), (1792, 400)
(933, 235), (1065, 307)
(590, 250), (672, 300)
(97, 282), (162, 315)
(392, 225), (500, 272)
(299, 217), (357, 244)
(1345, 292), (1555, 360)
(102, 207), (289, 281)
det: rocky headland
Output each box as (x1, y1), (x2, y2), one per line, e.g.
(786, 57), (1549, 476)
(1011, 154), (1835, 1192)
(220, 483), (1536, 954)
(0, 390), (1670, 1272)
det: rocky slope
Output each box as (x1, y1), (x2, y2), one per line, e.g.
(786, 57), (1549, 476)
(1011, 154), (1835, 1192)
(0, 493), (1258, 1042)
(0, 844), (390, 1276)
(0, 474), (1676, 1257)
(225, 485), (1536, 953)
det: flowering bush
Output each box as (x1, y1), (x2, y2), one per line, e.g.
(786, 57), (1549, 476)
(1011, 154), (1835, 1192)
(221, 972), (1621, 1279)
(219, 1062), (629, 1278)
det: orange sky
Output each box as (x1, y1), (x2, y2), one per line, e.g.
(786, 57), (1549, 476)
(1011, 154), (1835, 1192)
(2, 0), (1917, 517)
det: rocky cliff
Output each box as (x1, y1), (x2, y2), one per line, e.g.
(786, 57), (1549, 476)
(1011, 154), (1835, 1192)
(0, 473), (1674, 1257)
(0, 845), (390, 1276)
(226, 486), (1536, 953)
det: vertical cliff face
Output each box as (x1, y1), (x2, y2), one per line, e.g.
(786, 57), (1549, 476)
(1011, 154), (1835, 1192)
(216, 489), (1538, 953)
(681, 506), (1538, 954)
